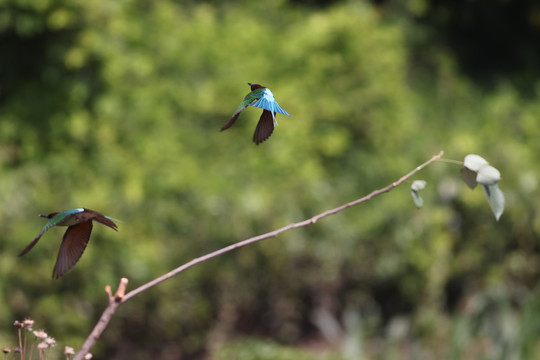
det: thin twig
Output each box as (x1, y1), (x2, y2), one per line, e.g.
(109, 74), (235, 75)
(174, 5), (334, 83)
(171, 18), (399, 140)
(73, 279), (128, 360)
(436, 158), (463, 165)
(73, 150), (444, 360)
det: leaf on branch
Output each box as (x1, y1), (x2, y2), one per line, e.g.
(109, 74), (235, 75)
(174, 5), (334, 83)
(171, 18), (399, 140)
(483, 184), (505, 221)
(411, 180), (426, 191)
(461, 154), (505, 221)
(476, 164), (501, 185)
(460, 167), (478, 189)
(464, 154), (489, 171)
(410, 180), (427, 208)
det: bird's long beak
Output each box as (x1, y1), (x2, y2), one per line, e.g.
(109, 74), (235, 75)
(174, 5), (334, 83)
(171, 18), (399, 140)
(38, 214), (48, 218)
(248, 82), (252, 86)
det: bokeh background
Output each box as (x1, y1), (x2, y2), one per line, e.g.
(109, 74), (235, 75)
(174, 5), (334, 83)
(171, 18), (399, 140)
(1, 0), (540, 359)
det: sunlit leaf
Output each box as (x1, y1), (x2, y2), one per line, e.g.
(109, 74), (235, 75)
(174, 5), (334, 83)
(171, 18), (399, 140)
(410, 189), (424, 208)
(464, 154), (488, 171)
(411, 180), (426, 191)
(476, 165), (501, 185)
(410, 180), (426, 208)
(483, 184), (505, 221)
(460, 167), (477, 189)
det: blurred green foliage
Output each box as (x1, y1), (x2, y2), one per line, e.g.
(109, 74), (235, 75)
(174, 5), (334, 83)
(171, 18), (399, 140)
(1, 0), (540, 359)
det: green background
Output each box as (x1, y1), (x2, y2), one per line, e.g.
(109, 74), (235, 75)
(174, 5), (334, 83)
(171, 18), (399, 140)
(1, 0), (539, 358)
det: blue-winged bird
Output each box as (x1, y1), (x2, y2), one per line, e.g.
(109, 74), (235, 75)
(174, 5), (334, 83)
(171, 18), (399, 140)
(221, 83), (291, 144)
(19, 208), (118, 278)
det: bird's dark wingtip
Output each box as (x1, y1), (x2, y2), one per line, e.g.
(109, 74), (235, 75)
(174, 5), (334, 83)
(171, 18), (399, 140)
(18, 236), (42, 257)
(252, 110), (274, 145)
(221, 113), (240, 131)
(253, 137), (270, 145)
(52, 268), (63, 279)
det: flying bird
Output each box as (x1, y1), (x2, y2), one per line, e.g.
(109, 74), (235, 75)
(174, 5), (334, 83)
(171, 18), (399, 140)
(19, 208), (118, 278)
(221, 83), (291, 144)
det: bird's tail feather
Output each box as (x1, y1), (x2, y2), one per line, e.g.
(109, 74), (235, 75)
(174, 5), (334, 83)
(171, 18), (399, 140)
(95, 215), (119, 231)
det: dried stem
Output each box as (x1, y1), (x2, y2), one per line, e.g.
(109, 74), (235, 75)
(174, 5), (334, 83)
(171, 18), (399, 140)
(73, 150), (444, 359)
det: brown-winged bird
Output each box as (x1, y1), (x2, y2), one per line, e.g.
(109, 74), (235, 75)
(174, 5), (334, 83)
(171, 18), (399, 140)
(19, 208), (118, 278)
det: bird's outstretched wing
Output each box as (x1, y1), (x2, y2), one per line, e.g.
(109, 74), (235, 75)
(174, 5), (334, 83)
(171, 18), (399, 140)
(19, 225), (52, 256)
(18, 212), (73, 257)
(52, 221), (93, 278)
(253, 110), (275, 145)
(251, 88), (291, 117)
(220, 112), (242, 131)
(221, 89), (265, 131)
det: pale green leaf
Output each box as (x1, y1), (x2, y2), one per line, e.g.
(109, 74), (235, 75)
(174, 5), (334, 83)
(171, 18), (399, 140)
(464, 154), (489, 171)
(411, 180), (427, 191)
(410, 180), (426, 208)
(476, 165), (501, 185)
(483, 184), (505, 221)
(410, 189), (424, 208)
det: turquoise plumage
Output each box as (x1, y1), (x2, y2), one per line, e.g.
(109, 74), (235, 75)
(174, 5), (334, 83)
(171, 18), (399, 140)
(221, 83), (291, 144)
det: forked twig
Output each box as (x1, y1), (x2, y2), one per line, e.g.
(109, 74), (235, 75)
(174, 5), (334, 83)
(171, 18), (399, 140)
(73, 150), (444, 359)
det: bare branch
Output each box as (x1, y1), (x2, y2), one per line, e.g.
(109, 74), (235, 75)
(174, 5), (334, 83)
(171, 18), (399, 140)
(73, 279), (128, 360)
(73, 150), (444, 359)
(124, 150), (443, 301)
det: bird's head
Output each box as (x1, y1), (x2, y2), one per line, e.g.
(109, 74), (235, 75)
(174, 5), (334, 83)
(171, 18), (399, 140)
(248, 83), (265, 91)
(39, 213), (58, 219)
